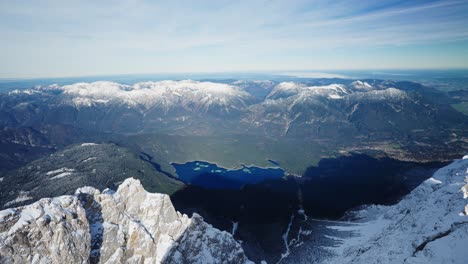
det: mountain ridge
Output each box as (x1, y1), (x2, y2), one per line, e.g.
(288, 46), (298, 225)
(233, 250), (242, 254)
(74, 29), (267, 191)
(0, 178), (251, 264)
(283, 155), (468, 263)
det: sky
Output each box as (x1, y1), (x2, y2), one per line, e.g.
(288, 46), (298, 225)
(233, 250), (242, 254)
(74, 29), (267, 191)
(0, 0), (468, 78)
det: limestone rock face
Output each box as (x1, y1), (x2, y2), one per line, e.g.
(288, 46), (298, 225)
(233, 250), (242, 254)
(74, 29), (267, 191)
(0, 178), (252, 264)
(0, 196), (91, 264)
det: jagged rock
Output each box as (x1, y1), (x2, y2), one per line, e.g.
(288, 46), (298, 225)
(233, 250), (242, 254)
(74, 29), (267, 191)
(0, 178), (252, 264)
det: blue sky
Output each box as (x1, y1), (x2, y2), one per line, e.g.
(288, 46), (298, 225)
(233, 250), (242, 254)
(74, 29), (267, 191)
(1, 0), (468, 78)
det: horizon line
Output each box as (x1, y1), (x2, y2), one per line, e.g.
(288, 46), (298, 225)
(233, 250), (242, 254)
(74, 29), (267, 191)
(2, 67), (468, 81)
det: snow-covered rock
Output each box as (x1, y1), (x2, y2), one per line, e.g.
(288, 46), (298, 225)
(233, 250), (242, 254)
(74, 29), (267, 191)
(349, 80), (373, 91)
(323, 157), (468, 264)
(346, 87), (408, 102)
(267, 82), (350, 100)
(0, 178), (252, 264)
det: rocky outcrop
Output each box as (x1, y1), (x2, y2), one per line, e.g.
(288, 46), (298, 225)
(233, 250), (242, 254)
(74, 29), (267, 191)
(0, 178), (252, 264)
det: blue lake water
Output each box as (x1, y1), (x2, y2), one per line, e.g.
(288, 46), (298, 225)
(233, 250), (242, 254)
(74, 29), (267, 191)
(172, 161), (285, 189)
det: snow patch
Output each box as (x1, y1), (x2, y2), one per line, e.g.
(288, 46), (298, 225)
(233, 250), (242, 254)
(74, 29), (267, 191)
(350, 80), (373, 91)
(324, 217), (391, 256)
(298, 208), (308, 221)
(328, 94), (342, 99)
(4, 191), (33, 207)
(46, 167), (74, 175)
(8, 89), (40, 96)
(426, 177), (443, 185)
(0, 208), (16, 219)
(82, 157), (97, 163)
(50, 172), (74, 180)
(231, 221), (239, 236)
(46, 168), (75, 176)
(279, 214), (295, 261)
(81, 143), (98, 147)
(463, 183), (468, 199)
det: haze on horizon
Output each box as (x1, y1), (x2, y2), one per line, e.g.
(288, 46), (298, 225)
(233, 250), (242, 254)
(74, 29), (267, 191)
(1, 0), (468, 79)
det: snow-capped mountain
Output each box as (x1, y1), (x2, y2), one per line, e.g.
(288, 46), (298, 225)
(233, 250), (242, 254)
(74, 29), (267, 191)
(41, 80), (256, 114)
(2, 79), (462, 137)
(349, 80), (374, 91)
(1, 80), (258, 135)
(244, 80), (464, 139)
(0, 178), (252, 264)
(283, 155), (468, 263)
(266, 82), (351, 100)
(0, 78), (466, 161)
(326, 155), (468, 263)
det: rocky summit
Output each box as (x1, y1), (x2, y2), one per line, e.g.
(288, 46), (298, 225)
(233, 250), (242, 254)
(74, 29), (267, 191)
(0, 178), (252, 264)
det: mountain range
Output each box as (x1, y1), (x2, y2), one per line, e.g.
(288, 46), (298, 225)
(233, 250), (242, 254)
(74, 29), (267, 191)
(1, 79), (466, 175)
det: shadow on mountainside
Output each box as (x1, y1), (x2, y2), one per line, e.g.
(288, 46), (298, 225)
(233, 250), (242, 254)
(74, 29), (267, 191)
(170, 153), (447, 263)
(300, 153), (447, 217)
(77, 192), (104, 264)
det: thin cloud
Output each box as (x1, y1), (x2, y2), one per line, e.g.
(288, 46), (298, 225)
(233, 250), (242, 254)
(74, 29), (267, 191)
(0, 0), (467, 78)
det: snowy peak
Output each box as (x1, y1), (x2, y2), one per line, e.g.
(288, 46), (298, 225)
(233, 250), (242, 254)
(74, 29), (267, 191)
(2, 78), (462, 140)
(347, 87), (408, 102)
(267, 81), (405, 102)
(43, 80), (255, 113)
(0, 178), (252, 264)
(266, 82), (307, 99)
(349, 80), (374, 91)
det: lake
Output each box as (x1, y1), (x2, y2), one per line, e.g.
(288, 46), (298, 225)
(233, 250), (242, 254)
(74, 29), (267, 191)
(171, 161), (285, 189)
